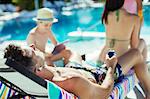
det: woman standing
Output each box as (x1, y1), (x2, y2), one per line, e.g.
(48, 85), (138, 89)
(99, 0), (150, 98)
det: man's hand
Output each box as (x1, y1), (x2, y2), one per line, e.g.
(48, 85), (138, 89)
(101, 51), (118, 90)
(101, 67), (114, 91)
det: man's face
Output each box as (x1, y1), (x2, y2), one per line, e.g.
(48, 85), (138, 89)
(21, 46), (45, 68)
(21, 46), (33, 57)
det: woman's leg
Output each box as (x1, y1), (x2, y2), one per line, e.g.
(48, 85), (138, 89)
(134, 62), (150, 98)
(118, 48), (150, 98)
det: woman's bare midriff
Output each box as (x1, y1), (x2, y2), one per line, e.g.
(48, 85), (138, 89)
(100, 41), (130, 61)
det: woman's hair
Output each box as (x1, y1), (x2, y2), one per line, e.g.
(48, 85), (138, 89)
(102, 0), (125, 24)
(4, 44), (35, 71)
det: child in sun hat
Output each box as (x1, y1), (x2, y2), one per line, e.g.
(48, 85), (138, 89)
(27, 8), (58, 53)
(26, 8), (72, 67)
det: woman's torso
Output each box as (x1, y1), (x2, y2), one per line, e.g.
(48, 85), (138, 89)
(100, 9), (137, 61)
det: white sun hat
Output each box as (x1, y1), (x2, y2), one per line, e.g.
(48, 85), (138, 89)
(33, 8), (58, 23)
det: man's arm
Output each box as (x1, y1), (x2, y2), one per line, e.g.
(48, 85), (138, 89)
(101, 67), (114, 90)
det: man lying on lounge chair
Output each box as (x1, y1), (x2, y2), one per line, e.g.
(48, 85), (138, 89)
(4, 44), (150, 98)
(4, 44), (117, 99)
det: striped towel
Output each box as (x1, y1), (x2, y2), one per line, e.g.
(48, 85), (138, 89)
(47, 71), (135, 99)
(0, 81), (31, 99)
(47, 81), (78, 99)
(109, 72), (135, 99)
(0, 81), (18, 99)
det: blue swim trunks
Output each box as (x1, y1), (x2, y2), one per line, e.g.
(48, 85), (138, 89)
(92, 63), (124, 84)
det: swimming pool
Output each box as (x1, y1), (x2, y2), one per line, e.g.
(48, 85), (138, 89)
(0, 5), (150, 42)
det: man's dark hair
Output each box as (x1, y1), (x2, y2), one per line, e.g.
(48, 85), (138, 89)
(4, 44), (35, 70)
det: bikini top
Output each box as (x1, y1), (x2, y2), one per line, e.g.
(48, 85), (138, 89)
(123, 0), (137, 14)
(106, 37), (130, 48)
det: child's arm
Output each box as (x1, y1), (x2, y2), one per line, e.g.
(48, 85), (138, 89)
(48, 31), (58, 46)
(27, 33), (36, 47)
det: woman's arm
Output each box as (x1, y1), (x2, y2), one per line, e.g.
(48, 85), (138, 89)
(136, 0), (143, 23)
(136, 0), (142, 11)
(130, 17), (141, 48)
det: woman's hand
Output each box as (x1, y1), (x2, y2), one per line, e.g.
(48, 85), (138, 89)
(105, 50), (118, 71)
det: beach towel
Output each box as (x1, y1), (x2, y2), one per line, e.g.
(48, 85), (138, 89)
(47, 72), (135, 99)
(47, 81), (78, 99)
(0, 80), (17, 98)
(0, 76), (32, 99)
(109, 71), (135, 99)
(47, 69), (135, 99)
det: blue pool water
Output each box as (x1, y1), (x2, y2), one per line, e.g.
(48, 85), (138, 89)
(0, 5), (150, 42)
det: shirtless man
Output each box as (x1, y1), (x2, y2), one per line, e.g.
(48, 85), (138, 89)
(4, 44), (116, 99)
